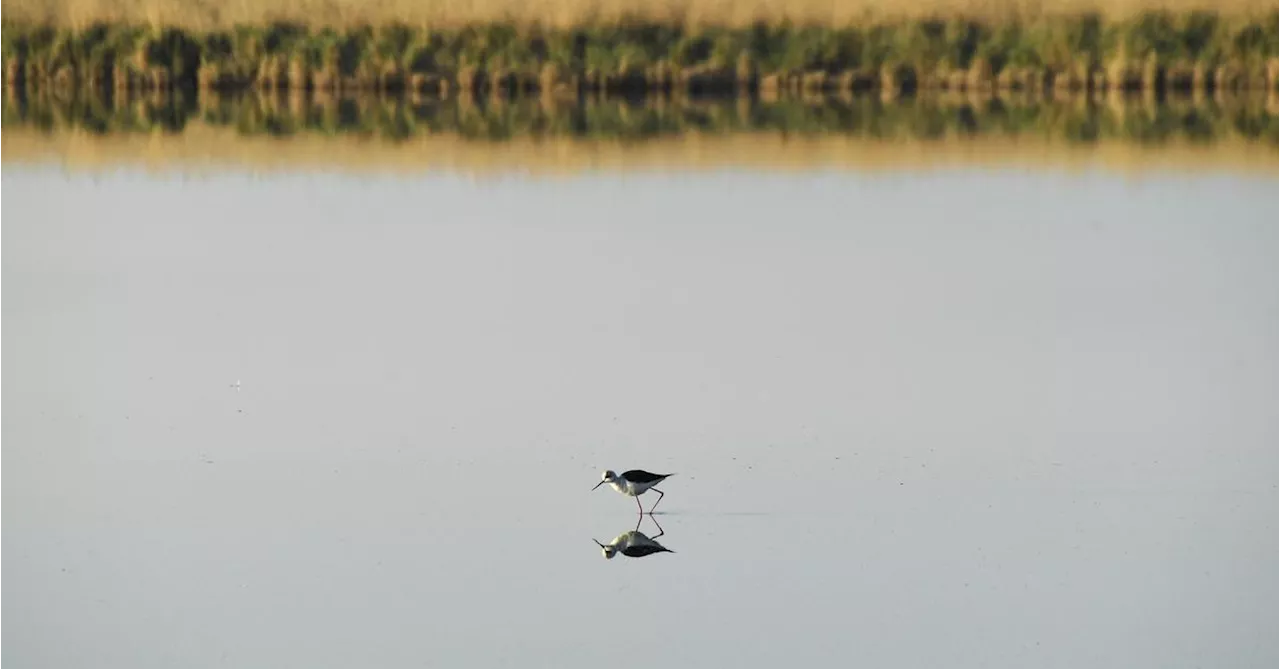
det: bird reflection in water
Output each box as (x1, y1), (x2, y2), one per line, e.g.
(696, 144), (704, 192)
(594, 515), (674, 560)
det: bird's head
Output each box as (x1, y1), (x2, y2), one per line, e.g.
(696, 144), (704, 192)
(591, 470), (617, 490)
(593, 538), (618, 559)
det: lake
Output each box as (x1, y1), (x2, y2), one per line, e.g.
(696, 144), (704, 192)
(2, 159), (1277, 667)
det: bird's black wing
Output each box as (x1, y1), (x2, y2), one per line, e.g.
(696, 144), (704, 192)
(621, 544), (673, 558)
(621, 470), (670, 484)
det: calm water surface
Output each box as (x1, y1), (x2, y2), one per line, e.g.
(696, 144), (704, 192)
(3, 168), (1276, 668)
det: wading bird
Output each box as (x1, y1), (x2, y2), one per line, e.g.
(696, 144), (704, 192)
(592, 469), (673, 514)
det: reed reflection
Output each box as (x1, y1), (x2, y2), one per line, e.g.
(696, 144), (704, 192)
(4, 88), (1275, 146)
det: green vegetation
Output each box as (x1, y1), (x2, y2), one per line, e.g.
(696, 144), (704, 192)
(4, 88), (1275, 146)
(3, 12), (1278, 95)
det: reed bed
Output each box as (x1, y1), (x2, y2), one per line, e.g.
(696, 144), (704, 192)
(4, 10), (1277, 96)
(4, 0), (1273, 31)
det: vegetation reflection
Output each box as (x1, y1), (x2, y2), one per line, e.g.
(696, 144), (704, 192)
(4, 88), (1276, 146)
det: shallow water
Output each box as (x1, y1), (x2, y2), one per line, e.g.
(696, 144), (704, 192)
(3, 168), (1276, 668)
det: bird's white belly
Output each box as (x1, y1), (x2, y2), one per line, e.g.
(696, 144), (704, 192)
(610, 480), (650, 497)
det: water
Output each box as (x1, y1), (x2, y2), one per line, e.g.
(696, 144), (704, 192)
(4, 91), (1277, 176)
(7, 90), (1276, 146)
(3, 167), (1276, 668)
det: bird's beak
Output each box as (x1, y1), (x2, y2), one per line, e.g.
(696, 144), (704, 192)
(593, 539), (606, 548)
(591, 481), (605, 491)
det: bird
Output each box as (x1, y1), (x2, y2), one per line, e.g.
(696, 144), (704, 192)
(592, 469), (674, 514)
(594, 516), (673, 559)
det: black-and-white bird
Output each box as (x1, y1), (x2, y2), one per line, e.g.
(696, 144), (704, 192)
(592, 469), (674, 514)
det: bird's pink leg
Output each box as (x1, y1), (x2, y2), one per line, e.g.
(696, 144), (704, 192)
(648, 514), (665, 539)
(648, 488), (665, 514)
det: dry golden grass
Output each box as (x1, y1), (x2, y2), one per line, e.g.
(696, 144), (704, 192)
(3, 120), (1274, 177)
(3, 0), (1274, 30)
